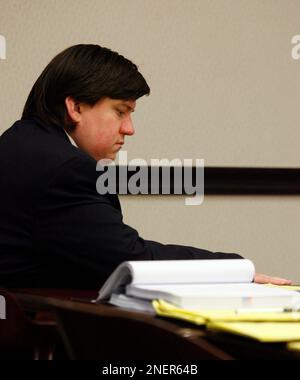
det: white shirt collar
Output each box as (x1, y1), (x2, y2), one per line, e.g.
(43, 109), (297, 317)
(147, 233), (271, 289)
(64, 129), (78, 148)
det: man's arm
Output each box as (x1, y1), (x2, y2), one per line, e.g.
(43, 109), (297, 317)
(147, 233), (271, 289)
(36, 155), (243, 286)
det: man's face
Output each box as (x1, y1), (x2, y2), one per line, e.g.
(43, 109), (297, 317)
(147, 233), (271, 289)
(69, 97), (136, 161)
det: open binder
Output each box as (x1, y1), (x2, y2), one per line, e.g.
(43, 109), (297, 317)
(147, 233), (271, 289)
(96, 259), (299, 311)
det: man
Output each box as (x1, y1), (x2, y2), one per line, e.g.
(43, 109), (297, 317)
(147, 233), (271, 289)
(0, 44), (291, 288)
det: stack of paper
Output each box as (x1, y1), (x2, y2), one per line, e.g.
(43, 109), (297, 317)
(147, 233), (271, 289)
(153, 285), (300, 343)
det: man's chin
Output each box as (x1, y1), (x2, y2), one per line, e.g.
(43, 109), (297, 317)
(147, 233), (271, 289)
(96, 154), (116, 162)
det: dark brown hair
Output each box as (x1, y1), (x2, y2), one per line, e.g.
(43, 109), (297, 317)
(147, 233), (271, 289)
(22, 44), (150, 130)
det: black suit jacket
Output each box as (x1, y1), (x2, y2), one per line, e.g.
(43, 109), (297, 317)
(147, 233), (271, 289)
(0, 118), (242, 288)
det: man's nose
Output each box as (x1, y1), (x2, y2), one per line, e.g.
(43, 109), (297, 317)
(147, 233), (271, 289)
(120, 116), (135, 136)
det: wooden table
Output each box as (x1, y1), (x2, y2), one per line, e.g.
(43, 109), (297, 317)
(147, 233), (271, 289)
(10, 289), (300, 360)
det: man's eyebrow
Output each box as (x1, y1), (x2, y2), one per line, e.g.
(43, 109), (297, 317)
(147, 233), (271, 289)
(116, 103), (135, 112)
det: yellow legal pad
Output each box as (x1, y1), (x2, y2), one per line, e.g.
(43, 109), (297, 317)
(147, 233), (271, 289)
(152, 299), (300, 343)
(287, 341), (300, 351)
(265, 284), (300, 291)
(153, 299), (300, 324)
(207, 322), (300, 343)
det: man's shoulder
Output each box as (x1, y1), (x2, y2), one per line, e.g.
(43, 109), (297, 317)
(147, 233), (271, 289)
(0, 118), (99, 195)
(0, 119), (120, 210)
(0, 118), (94, 171)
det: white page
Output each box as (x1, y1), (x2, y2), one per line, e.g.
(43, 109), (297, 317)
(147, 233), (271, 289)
(97, 259), (254, 301)
(126, 283), (300, 310)
(130, 259), (255, 285)
(129, 283), (296, 297)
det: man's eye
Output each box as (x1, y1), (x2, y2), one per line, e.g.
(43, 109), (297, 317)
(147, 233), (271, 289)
(117, 110), (125, 117)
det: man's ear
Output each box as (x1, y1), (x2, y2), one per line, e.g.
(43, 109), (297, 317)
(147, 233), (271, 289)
(65, 96), (81, 123)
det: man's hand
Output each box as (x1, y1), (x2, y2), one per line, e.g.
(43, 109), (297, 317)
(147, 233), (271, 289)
(254, 273), (292, 285)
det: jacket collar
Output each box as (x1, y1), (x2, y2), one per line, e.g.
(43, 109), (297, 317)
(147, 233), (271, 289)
(31, 116), (70, 143)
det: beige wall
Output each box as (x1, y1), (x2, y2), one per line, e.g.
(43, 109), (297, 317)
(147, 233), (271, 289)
(1, 0), (300, 281)
(120, 195), (300, 282)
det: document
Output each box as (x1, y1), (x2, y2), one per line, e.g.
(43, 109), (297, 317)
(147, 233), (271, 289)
(207, 321), (300, 343)
(153, 299), (300, 323)
(153, 300), (300, 343)
(96, 259), (300, 311)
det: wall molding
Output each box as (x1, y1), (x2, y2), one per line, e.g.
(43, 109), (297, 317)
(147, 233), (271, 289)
(113, 166), (300, 195)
